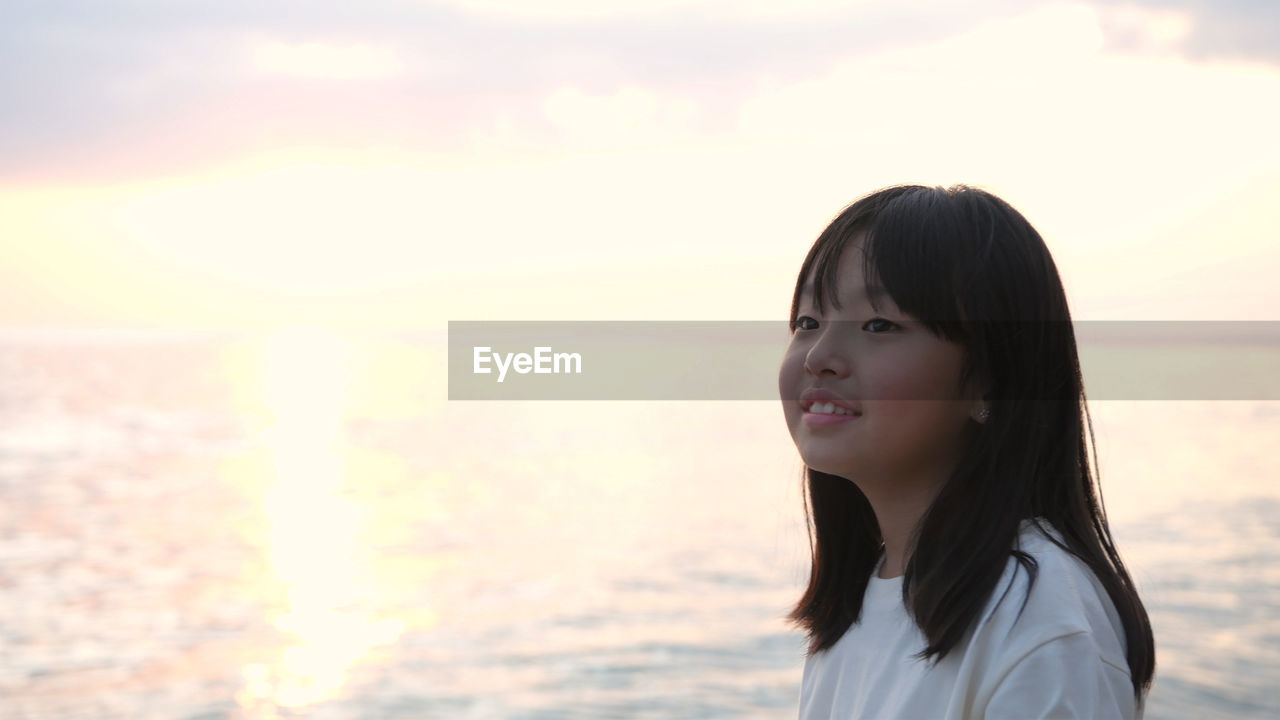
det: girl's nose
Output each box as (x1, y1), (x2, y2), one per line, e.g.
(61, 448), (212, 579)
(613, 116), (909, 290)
(803, 331), (851, 378)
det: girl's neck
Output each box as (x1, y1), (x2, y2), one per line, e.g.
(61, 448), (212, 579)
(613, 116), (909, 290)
(876, 513), (915, 579)
(860, 476), (946, 579)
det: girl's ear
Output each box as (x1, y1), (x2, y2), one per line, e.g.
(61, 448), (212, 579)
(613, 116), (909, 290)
(961, 371), (992, 404)
(969, 380), (994, 423)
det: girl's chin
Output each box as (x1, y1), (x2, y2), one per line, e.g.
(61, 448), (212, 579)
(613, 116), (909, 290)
(799, 456), (858, 478)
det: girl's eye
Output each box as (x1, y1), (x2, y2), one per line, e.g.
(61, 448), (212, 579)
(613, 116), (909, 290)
(792, 315), (819, 332)
(863, 318), (897, 333)
(792, 316), (896, 333)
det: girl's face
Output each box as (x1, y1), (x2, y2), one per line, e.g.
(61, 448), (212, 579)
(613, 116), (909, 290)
(778, 239), (981, 489)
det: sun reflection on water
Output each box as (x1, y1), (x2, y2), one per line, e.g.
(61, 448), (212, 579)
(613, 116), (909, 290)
(235, 326), (404, 714)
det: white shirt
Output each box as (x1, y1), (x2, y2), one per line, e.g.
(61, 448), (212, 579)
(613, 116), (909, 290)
(798, 519), (1143, 719)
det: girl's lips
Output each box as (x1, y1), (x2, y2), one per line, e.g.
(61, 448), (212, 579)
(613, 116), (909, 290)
(802, 410), (862, 427)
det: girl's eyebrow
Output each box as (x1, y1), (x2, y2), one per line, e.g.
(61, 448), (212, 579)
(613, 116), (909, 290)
(800, 282), (889, 303)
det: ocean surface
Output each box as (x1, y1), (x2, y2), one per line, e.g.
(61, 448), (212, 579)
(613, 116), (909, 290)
(0, 330), (1276, 719)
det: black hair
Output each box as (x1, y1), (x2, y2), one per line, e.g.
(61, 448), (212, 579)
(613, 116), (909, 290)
(784, 184), (1155, 698)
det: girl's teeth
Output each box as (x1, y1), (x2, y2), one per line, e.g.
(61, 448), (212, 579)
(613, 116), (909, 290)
(809, 402), (856, 415)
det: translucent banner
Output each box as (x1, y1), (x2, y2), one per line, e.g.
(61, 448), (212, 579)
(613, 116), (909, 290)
(447, 321), (1280, 400)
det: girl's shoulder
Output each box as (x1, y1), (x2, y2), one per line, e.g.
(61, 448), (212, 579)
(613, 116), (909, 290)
(977, 518), (1129, 663)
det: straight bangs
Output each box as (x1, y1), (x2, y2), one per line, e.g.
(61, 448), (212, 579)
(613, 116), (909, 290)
(791, 186), (975, 334)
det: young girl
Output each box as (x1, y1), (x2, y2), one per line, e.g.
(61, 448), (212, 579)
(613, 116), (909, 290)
(778, 185), (1155, 719)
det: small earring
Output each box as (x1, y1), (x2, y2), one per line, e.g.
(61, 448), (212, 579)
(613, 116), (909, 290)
(974, 406), (991, 423)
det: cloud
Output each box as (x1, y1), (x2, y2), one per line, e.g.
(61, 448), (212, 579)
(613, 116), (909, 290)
(0, 0), (1029, 182)
(2, 0), (1278, 184)
(1093, 0), (1280, 63)
(247, 37), (407, 80)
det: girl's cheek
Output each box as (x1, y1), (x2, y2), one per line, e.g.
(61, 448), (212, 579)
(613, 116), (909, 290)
(863, 349), (943, 401)
(778, 344), (806, 395)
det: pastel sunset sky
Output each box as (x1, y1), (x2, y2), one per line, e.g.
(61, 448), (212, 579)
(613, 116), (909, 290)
(2, 0), (1278, 330)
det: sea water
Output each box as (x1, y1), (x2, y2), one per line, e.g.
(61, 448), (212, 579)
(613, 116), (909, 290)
(0, 332), (1275, 719)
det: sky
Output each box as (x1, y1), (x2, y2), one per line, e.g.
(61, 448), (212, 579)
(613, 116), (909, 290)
(2, 0), (1278, 330)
